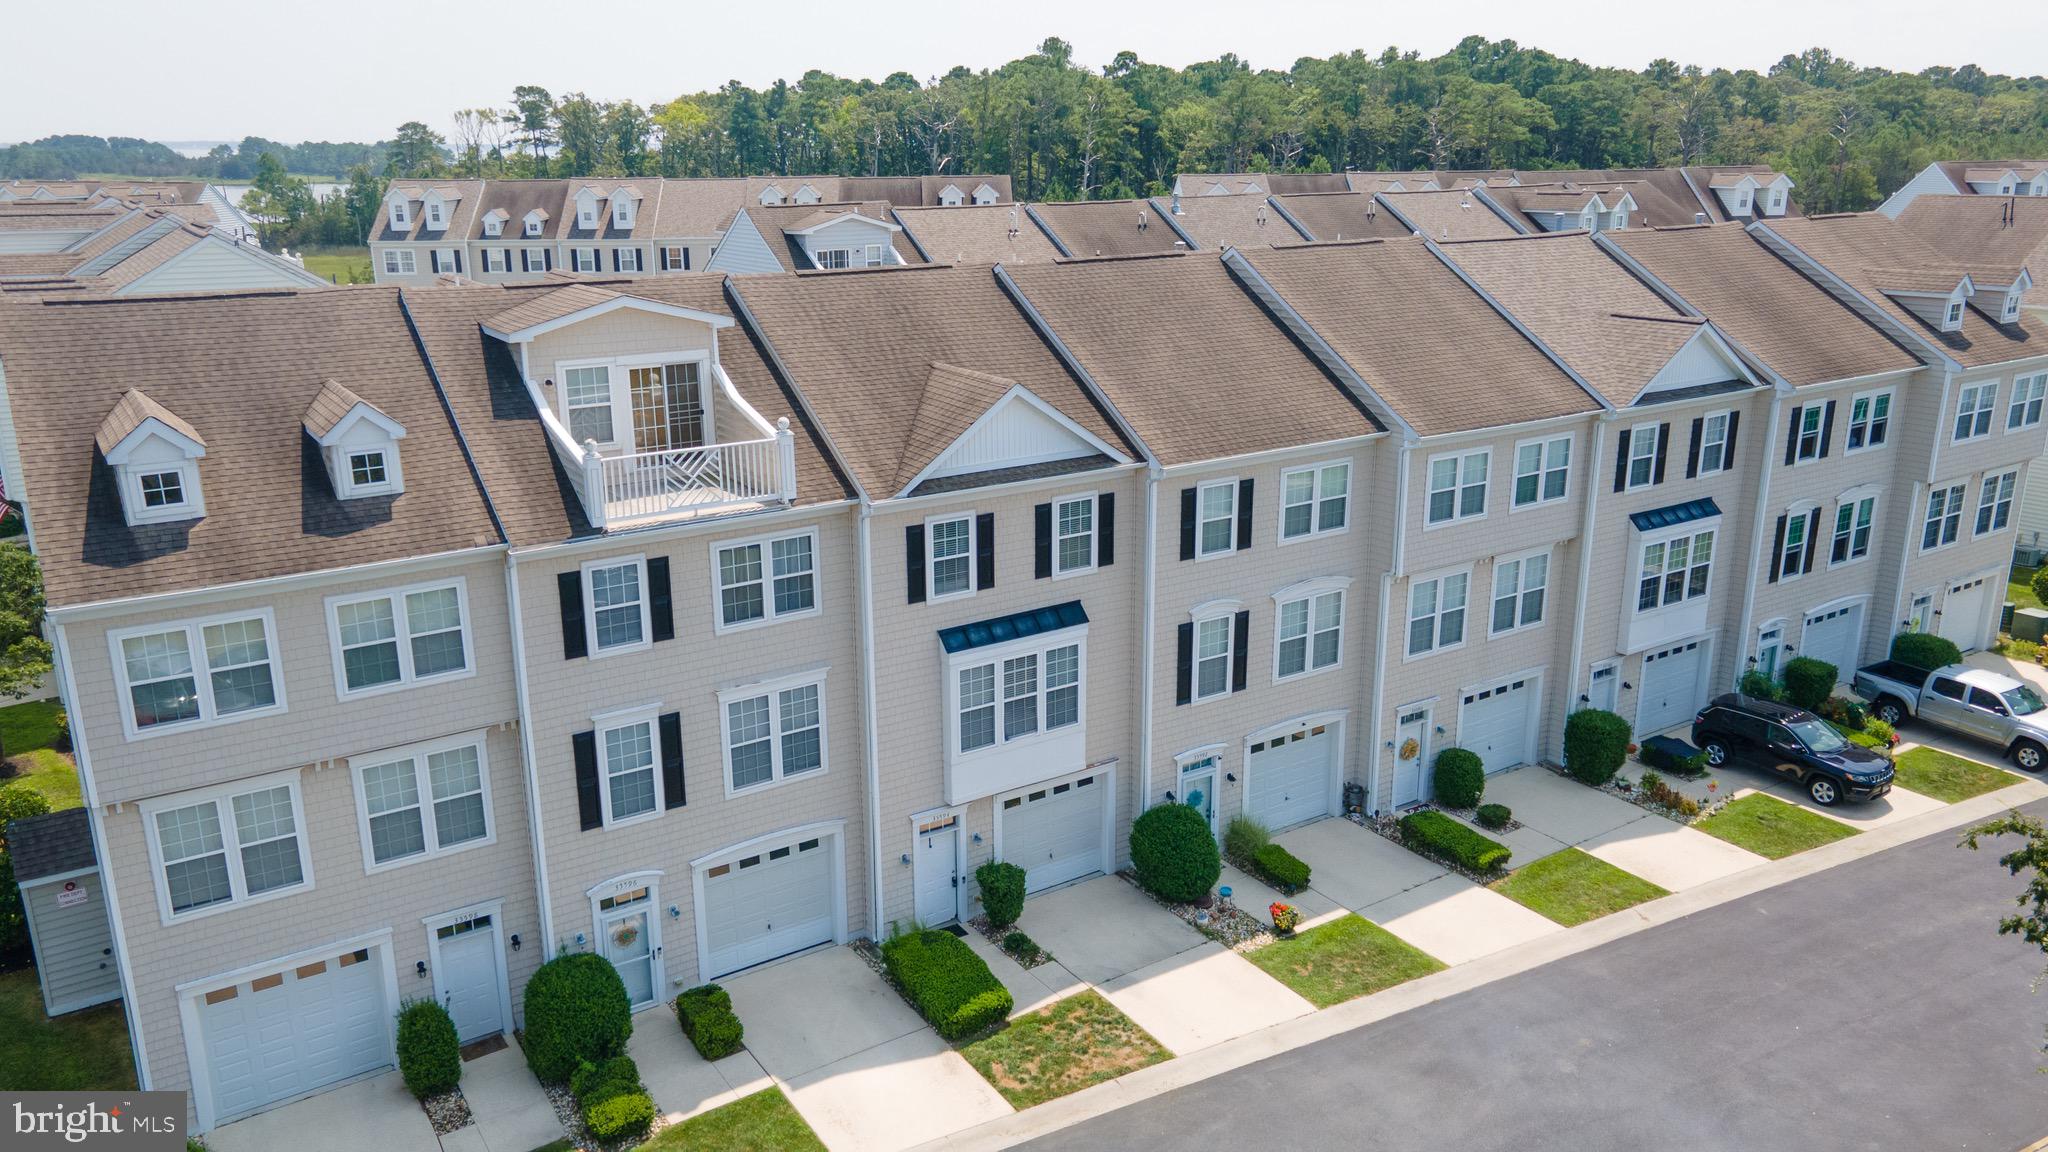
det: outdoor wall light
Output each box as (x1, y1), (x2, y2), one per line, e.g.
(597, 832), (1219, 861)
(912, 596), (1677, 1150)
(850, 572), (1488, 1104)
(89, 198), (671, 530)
(573, 932), (587, 947)
(900, 853), (911, 866)
(1225, 773), (1236, 783)
(1623, 682), (1634, 691)
(510, 934), (521, 952)
(669, 905), (681, 919)
(415, 961), (428, 977)
(1434, 725), (1445, 735)
(1164, 790), (1177, 802)
(1578, 693), (1589, 703)
(971, 832), (984, 844)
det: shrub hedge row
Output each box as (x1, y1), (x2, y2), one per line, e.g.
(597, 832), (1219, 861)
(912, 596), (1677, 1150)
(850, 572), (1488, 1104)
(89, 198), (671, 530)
(1781, 657), (1838, 712)
(571, 1054), (654, 1144)
(880, 929), (1013, 1040)
(676, 983), (745, 1061)
(1892, 631), (1963, 671)
(1399, 810), (1511, 874)
(1250, 842), (1311, 893)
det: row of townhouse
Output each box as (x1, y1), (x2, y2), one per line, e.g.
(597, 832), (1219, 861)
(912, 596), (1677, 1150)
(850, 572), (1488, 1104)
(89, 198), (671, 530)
(0, 179), (256, 241)
(0, 206), (2039, 1134)
(1879, 159), (2048, 217)
(367, 175), (1010, 285)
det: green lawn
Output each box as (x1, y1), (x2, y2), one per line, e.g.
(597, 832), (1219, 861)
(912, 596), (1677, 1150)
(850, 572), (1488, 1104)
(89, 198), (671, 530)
(300, 246), (373, 285)
(1488, 849), (1670, 926)
(0, 968), (135, 1091)
(1891, 746), (2019, 803)
(2011, 566), (2041, 611)
(634, 1088), (823, 1151)
(1695, 793), (1860, 859)
(958, 990), (1169, 1108)
(0, 699), (79, 811)
(1244, 914), (1445, 1008)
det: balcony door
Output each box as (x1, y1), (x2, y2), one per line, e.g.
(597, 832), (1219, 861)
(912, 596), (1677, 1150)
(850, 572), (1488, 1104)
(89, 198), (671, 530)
(628, 362), (705, 453)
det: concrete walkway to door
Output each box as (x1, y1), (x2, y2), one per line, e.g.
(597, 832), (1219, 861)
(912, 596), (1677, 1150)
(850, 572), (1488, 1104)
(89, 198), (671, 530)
(208, 1070), (439, 1152)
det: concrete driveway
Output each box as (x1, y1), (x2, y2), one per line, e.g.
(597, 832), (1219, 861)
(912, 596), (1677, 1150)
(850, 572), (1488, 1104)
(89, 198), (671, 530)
(207, 1070), (438, 1152)
(1483, 766), (1651, 845)
(1357, 875), (1563, 965)
(725, 946), (924, 1080)
(628, 1008), (773, 1123)
(1099, 941), (1314, 1054)
(1279, 817), (1444, 911)
(1579, 817), (1765, 890)
(1016, 874), (1205, 985)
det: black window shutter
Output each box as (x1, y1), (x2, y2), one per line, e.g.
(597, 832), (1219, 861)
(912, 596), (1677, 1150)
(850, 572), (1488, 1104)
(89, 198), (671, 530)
(1034, 502), (1053, 579)
(521, 248), (530, 272)
(611, 248), (620, 272)
(557, 571), (587, 660)
(1098, 493), (1115, 567)
(975, 512), (996, 590)
(454, 250), (463, 274)
(1768, 515), (1786, 583)
(1235, 478), (1255, 551)
(905, 525), (926, 604)
(1612, 428), (1631, 493)
(1784, 406), (1802, 466)
(1803, 509), (1822, 574)
(429, 249), (440, 274)
(1175, 623), (1194, 705)
(1818, 400), (1837, 458)
(658, 247), (669, 271)
(1652, 423), (1671, 485)
(573, 731), (601, 830)
(681, 248), (691, 270)
(660, 711), (686, 809)
(1685, 417), (1703, 479)
(544, 248), (552, 270)
(1179, 488), (1197, 560)
(1231, 610), (1251, 692)
(1725, 411), (1740, 463)
(647, 556), (674, 642)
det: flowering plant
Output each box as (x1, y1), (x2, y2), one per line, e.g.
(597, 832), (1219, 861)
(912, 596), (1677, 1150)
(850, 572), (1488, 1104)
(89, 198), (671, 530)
(1269, 902), (1301, 933)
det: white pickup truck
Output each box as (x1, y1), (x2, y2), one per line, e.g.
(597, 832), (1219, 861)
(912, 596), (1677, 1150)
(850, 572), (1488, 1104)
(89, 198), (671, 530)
(1851, 661), (2048, 771)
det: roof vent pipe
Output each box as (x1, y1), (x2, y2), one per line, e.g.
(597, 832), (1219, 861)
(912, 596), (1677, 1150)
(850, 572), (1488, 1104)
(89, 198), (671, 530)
(1695, 212), (1709, 225)
(1171, 192), (1183, 215)
(1137, 208), (1148, 231)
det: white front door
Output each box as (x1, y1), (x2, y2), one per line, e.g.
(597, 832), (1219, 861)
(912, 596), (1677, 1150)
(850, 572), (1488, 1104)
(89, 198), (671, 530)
(1246, 722), (1336, 829)
(199, 944), (390, 1126)
(1393, 708), (1430, 808)
(1636, 641), (1709, 735)
(1587, 663), (1619, 713)
(434, 914), (505, 1042)
(700, 833), (838, 979)
(597, 887), (657, 1009)
(1459, 676), (1538, 774)
(1800, 603), (1863, 683)
(913, 813), (962, 927)
(1754, 625), (1784, 682)
(1178, 756), (1218, 830)
(1940, 575), (1991, 651)
(998, 772), (1107, 893)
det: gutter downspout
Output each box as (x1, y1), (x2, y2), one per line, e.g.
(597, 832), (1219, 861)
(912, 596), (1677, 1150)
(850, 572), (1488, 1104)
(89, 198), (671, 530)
(1565, 414), (1612, 714)
(1365, 440), (1413, 815)
(857, 500), (885, 938)
(1735, 389), (1788, 689)
(504, 552), (555, 960)
(1136, 463), (1161, 815)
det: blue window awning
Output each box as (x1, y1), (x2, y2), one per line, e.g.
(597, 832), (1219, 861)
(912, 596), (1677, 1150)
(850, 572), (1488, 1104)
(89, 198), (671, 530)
(1630, 497), (1721, 533)
(939, 601), (1088, 654)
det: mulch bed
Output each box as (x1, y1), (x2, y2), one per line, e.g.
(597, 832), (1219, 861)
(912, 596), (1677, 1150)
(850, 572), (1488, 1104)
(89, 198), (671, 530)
(422, 1087), (473, 1135)
(966, 916), (1055, 969)
(1541, 761), (1730, 824)
(1115, 871), (1274, 953)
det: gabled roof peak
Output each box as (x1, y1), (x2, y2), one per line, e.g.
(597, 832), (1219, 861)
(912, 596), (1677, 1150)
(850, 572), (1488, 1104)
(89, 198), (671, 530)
(96, 388), (202, 457)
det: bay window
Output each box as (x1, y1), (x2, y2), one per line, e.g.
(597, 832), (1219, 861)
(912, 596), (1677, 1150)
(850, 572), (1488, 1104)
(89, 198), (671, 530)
(1639, 530), (1713, 612)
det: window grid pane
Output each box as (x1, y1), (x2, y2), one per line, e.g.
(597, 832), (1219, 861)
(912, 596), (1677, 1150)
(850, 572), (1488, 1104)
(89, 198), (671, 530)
(727, 698), (773, 789)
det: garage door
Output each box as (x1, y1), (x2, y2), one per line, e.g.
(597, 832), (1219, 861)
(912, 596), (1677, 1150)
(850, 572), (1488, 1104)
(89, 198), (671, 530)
(200, 945), (388, 1125)
(1636, 641), (1708, 735)
(702, 834), (837, 979)
(1247, 723), (1335, 829)
(1940, 576), (1991, 652)
(1460, 678), (1538, 774)
(999, 773), (1105, 893)
(1801, 603), (1863, 683)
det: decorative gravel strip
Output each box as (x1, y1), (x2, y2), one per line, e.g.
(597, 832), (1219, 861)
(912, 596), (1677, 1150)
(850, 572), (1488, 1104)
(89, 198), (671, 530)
(1115, 871), (1274, 952)
(1366, 809), (1506, 886)
(1428, 801), (1526, 834)
(968, 916), (1055, 969)
(1541, 761), (1732, 824)
(422, 1087), (472, 1135)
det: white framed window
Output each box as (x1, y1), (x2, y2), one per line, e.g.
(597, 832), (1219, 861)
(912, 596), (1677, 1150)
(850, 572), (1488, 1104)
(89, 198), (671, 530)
(141, 770), (310, 924)
(1512, 435), (1570, 507)
(721, 671), (829, 795)
(2003, 294), (2022, 323)
(1639, 530), (1714, 610)
(484, 248), (507, 273)
(664, 245), (686, 270)
(1846, 389), (1891, 451)
(525, 217), (543, 238)
(1697, 412), (1731, 475)
(1274, 583), (1344, 679)
(526, 246), (548, 269)
(1406, 571), (1468, 657)
(137, 468), (189, 511)
(1955, 382), (1996, 441)
(613, 200), (633, 228)
(1977, 470), (2018, 536)
(574, 248), (598, 273)
(483, 216), (503, 238)
(584, 557), (649, 655)
(1192, 612), (1234, 700)
(1626, 422), (1661, 487)
(433, 249), (459, 274)
(1778, 514), (1808, 579)
(2009, 373), (2046, 430)
(714, 529), (818, 631)
(425, 201), (444, 229)
(389, 201), (411, 229)
(616, 248), (641, 272)
(562, 365), (615, 444)
(864, 243), (885, 266)
(1794, 405), (1824, 461)
(381, 249), (416, 275)
(814, 248), (852, 270)
(1197, 479), (1238, 556)
(350, 732), (493, 871)
(1490, 551), (1549, 635)
(955, 640), (1081, 753)
(1922, 483), (1965, 550)
(342, 446), (397, 498)
(577, 200), (598, 228)
(1831, 496), (1875, 564)
(1426, 450), (1488, 525)
(594, 708), (660, 826)
(1280, 461), (1350, 539)
(1054, 494), (1097, 575)
(1945, 300), (1965, 329)
(326, 579), (471, 697)
(110, 610), (284, 738)
(927, 514), (976, 600)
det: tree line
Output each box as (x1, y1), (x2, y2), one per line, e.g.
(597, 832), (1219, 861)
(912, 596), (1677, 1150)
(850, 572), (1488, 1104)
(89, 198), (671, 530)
(0, 135), (391, 182)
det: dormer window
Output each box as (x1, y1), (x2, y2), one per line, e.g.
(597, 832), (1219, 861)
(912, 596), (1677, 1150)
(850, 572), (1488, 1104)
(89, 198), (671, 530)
(939, 184), (964, 207)
(389, 200), (411, 230)
(613, 199), (633, 228)
(97, 389), (206, 527)
(1735, 192), (1750, 212)
(760, 185), (785, 206)
(575, 189), (600, 229)
(1769, 190), (1785, 211)
(483, 212), (504, 238)
(425, 200), (444, 230)
(973, 184), (999, 206)
(304, 381), (406, 500)
(349, 450), (389, 488)
(793, 185), (820, 205)
(524, 210), (546, 237)
(1610, 209), (1628, 230)
(138, 469), (187, 510)
(1946, 300), (1965, 329)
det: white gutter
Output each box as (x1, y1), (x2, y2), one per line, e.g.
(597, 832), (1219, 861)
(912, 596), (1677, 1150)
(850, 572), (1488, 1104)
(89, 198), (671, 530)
(1927, 368), (1954, 486)
(503, 551), (555, 960)
(1154, 431), (1385, 475)
(508, 498), (858, 563)
(1135, 462), (1161, 815)
(1734, 389), (1787, 688)
(856, 500), (885, 939)
(1888, 479), (1926, 636)
(48, 543), (508, 623)
(1564, 413), (1612, 712)
(1364, 439), (1413, 815)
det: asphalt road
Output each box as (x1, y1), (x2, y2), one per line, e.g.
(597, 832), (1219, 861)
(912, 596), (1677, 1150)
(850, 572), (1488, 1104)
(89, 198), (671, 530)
(1024, 801), (2048, 1152)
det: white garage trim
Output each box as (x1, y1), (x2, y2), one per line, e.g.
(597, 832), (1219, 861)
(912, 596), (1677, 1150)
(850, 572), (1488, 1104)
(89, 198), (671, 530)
(1633, 637), (1712, 735)
(1798, 595), (1868, 682)
(1240, 710), (1346, 828)
(992, 763), (1117, 894)
(422, 899), (512, 1043)
(1938, 566), (2002, 652)
(689, 821), (847, 985)
(1454, 669), (1543, 774)
(178, 928), (398, 1134)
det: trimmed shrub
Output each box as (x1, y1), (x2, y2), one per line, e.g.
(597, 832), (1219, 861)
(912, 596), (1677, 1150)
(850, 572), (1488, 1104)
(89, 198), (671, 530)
(570, 1055), (641, 1107)
(1781, 657), (1837, 712)
(522, 952), (633, 1082)
(675, 984), (744, 1061)
(1251, 842), (1311, 893)
(1738, 670), (1787, 703)
(974, 861), (1026, 929)
(1399, 810), (1511, 873)
(880, 929), (1013, 1040)
(1475, 803), (1512, 831)
(1866, 718), (1897, 747)
(1563, 709), (1631, 786)
(394, 998), (460, 1100)
(2033, 567), (2048, 609)
(583, 1091), (656, 1144)
(1128, 802), (1221, 903)
(1892, 631), (1963, 672)
(1222, 815), (1270, 864)
(1432, 747), (1485, 809)
(1000, 931), (1044, 965)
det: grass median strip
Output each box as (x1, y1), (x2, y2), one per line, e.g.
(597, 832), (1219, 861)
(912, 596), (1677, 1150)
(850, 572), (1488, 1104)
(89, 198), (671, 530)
(959, 990), (1170, 1109)
(0, 969), (136, 1091)
(1695, 792), (1859, 859)
(1488, 848), (1669, 927)
(1890, 746), (2020, 803)
(1244, 914), (1445, 1008)
(633, 1088), (824, 1151)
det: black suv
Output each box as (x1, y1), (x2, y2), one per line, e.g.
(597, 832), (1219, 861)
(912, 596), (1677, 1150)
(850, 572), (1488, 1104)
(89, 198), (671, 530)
(1690, 693), (1895, 805)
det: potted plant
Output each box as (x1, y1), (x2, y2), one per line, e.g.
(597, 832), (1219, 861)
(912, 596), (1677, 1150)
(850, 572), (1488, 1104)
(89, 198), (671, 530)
(1270, 903), (1301, 937)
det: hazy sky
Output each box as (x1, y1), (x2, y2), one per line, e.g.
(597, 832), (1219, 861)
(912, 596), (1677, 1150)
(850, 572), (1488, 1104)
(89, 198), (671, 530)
(4, 0), (2040, 144)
